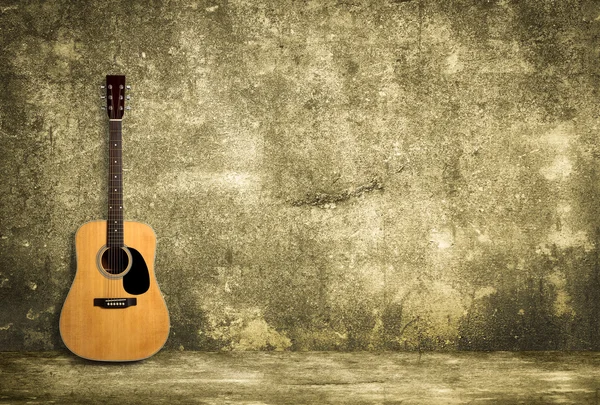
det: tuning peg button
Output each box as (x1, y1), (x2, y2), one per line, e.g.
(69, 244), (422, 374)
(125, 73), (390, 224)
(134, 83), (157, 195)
(100, 85), (105, 89)
(125, 106), (131, 110)
(126, 85), (131, 90)
(101, 106), (106, 110)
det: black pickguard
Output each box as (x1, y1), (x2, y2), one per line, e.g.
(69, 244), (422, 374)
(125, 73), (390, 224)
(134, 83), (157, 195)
(122, 247), (150, 295)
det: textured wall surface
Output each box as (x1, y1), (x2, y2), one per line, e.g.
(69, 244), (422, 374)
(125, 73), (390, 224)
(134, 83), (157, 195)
(1, 0), (600, 351)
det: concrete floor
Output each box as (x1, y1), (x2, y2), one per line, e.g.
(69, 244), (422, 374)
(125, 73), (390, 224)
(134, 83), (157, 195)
(1, 351), (600, 404)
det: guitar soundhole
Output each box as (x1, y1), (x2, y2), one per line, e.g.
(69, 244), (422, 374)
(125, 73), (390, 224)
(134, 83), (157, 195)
(100, 247), (130, 275)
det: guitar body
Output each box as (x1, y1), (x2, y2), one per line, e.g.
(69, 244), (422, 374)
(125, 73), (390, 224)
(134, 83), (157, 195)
(60, 220), (169, 361)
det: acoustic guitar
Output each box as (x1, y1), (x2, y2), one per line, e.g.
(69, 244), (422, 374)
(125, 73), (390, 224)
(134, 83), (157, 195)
(59, 75), (170, 361)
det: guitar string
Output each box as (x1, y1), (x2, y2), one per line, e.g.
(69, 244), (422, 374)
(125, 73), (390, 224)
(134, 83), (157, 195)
(106, 98), (110, 298)
(112, 119), (115, 299)
(118, 93), (122, 303)
(118, 119), (122, 300)
(110, 119), (117, 299)
(110, 119), (114, 299)
(114, 117), (117, 298)
(114, 120), (119, 298)
(108, 115), (111, 299)
(117, 118), (120, 300)
(107, 90), (124, 301)
(114, 118), (116, 300)
(119, 93), (123, 303)
(112, 118), (123, 300)
(113, 120), (117, 298)
(120, 91), (124, 301)
(113, 119), (121, 299)
(114, 120), (117, 299)
(113, 119), (116, 299)
(114, 119), (117, 299)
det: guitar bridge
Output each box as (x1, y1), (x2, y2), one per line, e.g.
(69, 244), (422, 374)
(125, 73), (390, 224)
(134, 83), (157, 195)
(94, 298), (137, 308)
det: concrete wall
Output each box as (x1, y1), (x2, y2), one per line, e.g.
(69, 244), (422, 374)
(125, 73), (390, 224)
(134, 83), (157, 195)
(1, 0), (600, 351)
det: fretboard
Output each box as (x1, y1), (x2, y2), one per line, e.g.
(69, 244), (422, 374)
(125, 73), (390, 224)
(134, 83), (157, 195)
(107, 120), (123, 247)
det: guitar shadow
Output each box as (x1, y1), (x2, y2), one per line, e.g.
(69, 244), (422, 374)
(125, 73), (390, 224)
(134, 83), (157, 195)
(54, 231), (77, 353)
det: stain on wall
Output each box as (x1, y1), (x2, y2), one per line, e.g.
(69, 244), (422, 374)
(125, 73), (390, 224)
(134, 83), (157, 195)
(1, 0), (600, 351)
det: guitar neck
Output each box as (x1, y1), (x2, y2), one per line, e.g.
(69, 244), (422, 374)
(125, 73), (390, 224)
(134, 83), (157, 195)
(107, 120), (123, 247)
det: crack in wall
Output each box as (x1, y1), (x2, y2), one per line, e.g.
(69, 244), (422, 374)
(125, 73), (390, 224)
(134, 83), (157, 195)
(291, 178), (384, 208)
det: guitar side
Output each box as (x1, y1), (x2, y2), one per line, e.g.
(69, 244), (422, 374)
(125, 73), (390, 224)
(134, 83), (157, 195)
(59, 220), (170, 362)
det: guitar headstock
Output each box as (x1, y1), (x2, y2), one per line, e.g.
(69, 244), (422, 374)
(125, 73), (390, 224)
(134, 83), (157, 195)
(101, 75), (130, 119)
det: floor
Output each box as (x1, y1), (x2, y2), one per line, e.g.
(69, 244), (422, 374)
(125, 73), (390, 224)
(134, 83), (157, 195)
(1, 351), (600, 404)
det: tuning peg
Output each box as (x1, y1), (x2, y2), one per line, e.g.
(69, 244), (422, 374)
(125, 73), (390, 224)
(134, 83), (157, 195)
(125, 106), (131, 110)
(101, 106), (106, 110)
(100, 85), (105, 89)
(126, 85), (131, 90)
(126, 95), (131, 100)
(100, 95), (106, 99)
